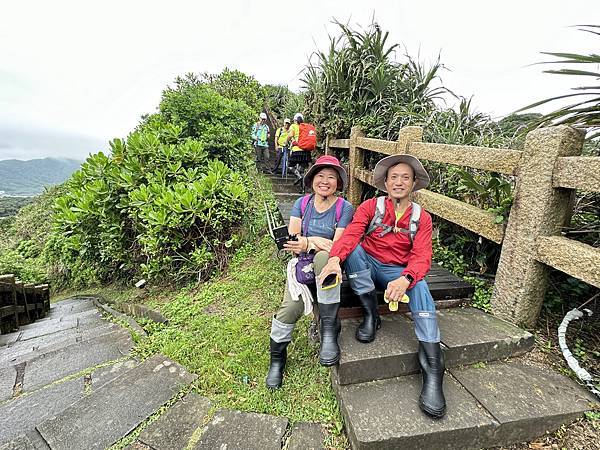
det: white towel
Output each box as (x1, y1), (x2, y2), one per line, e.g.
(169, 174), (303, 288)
(286, 258), (314, 316)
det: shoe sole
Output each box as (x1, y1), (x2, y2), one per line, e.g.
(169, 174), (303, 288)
(319, 355), (340, 366)
(419, 399), (446, 419)
(355, 333), (376, 343)
(355, 321), (382, 343)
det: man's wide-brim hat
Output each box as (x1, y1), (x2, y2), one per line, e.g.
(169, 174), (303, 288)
(304, 155), (348, 192)
(373, 154), (430, 192)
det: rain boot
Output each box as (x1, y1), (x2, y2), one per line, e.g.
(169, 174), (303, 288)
(318, 302), (341, 366)
(356, 291), (381, 343)
(266, 338), (289, 389)
(418, 341), (446, 418)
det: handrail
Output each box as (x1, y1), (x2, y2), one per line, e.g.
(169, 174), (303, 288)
(327, 124), (599, 327)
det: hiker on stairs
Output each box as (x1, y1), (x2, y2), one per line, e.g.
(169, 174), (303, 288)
(270, 117), (291, 175)
(252, 112), (270, 170)
(266, 156), (354, 389)
(319, 155), (446, 418)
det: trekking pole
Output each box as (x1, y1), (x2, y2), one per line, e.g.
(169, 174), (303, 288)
(282, 146), (288, 179)
(264, 202), (276, 240)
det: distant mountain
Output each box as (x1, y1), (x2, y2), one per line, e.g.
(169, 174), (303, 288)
(0, 158), (82, 196)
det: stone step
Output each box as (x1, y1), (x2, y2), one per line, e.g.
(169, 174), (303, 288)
(194, 409), (288, 450)
(274, 192), (300, 200)
(138, 392), (211, 450)
(0, 377), (85, 446)
(335, 307), (533, 385)
(269, 177), (299, 187)
(0, 366), (16, 402)
(0, 322), (121, 370)
(333, 360), (596, 450)
(22, 328), (133, 392)
(36, 354), (197, 450)
(287, 422), (325, 450)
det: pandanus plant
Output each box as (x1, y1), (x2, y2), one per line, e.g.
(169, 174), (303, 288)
(520, 24), (600, 140)
(302, 20), (448, 140)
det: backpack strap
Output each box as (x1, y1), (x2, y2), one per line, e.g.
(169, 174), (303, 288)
(366, 198), (421, 242)
(334, 197), (344, 225)
(393, 202), (422, 243)
(366, 196), (393, 236)
(300, 194), (312, 217)
(408, 202), (421, 243)
(300, 194), (314, 236)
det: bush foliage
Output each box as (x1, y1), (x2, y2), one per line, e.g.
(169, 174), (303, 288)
(46, 73), (263, 288)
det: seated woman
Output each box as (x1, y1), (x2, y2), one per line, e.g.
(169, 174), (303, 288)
(266, 155), (354, 389)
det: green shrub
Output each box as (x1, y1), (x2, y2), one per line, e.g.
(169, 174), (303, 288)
(202, 68), (266, 113)
(49, 111), (257, 287)
(158, 74), (256, 170)
(0, 249), (46, 284)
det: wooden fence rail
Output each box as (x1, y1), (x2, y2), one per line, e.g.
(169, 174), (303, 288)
(326, 124), (600, 327)
(0, 274), (50, 334)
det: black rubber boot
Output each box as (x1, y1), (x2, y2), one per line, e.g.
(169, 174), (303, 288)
(356, 291), (381, 343)
(418, 341), (446, 418)
(318, 302), (341, 366)
(266, 338), (289, 389)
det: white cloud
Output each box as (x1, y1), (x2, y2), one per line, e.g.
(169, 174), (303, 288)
(1, 0), (599, 159)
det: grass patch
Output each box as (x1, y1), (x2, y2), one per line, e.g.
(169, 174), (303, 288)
(114, 237), (347, 448)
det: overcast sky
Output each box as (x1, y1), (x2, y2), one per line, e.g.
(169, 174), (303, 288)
(1, 0), (599, 160)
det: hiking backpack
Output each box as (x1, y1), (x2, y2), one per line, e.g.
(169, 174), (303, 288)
(296, 123), (317, 151)
(300, 194), (344, 230)
(365, 196), (421, 243)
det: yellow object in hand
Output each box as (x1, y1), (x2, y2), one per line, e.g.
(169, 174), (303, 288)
(384, 294), (409, 312)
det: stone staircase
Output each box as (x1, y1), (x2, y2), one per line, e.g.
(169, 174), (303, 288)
(0, 296), (325, 450)
(267, 171), (598, 450)
(333, 309), (595, 449)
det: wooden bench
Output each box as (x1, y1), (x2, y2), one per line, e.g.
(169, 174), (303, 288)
(15, 280), (38, 321)
(37, 284), (50, 313)
(24, 283), (45, 320)
(337, 263), (474, 319)
(14, 280), (31, 325)
(0, 274), (18, 333)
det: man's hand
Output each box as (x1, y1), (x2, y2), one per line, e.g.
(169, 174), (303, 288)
(318, 257), (342, 286)
(385, 276), (411, 303)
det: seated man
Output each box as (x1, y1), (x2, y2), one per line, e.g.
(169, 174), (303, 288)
(319, 154), (446, 418)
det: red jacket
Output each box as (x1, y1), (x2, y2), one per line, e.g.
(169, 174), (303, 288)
(330, 197), (432, 288)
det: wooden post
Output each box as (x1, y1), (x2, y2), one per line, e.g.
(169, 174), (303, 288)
(397, 126), (423, 153)
(0, 274), (18, 330)
(325, 133), (330, 155)
(492, 126), (585, 327)
(348, 126), (366, 206)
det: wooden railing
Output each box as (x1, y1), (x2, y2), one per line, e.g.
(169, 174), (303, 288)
(0, 274), (50, 333)
(326, 125), (600, 327)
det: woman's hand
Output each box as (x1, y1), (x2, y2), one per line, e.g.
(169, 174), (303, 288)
(282, 236), (308, 254)
(384, 277), (411, 303)
(318, 257), (342, 286)
(307, 236), (333, 252)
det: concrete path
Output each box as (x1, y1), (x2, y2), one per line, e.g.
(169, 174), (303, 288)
(0, 297), (202, 449)
(0, 297), (322, 450)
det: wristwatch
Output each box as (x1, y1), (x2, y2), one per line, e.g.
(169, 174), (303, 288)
(403, 274), (414, 284)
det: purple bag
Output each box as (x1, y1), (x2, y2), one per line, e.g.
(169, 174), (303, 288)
(295, 196), (316, 284)
(295, 252), (315, 284)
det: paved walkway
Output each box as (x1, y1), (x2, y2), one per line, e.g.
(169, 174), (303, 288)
(0, 297), (324, 450)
